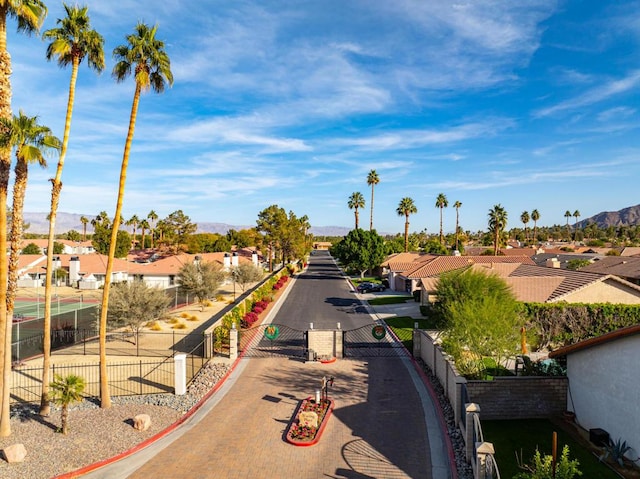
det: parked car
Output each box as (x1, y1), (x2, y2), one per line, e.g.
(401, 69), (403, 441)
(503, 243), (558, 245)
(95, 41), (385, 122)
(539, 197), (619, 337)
(356, 282), (386, 293)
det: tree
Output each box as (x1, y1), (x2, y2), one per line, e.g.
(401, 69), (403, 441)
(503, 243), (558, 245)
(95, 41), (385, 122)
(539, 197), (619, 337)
(106, 280), (169, 338)
(91, 212), (130, 257)
(22, 242), (41, 254)
(564, 210), (572, 237)
(435, 193), (448, 245)
(0, 0), (47, 438)
(256, 204), (287, 272)
(178, 260), (225, 309)
(162, 209), (196, 251)
(347, 192), (365, 230)
(531, 209), (540, 243)
(147, 210), (157, 248)
(0, 111), (59, 429)
(50, 374), (85, 435)
(98, 22), (173, 408)
(139, 218), (149, 248)
(40, 2), (104, 417)
(231, 262), (264, 292)
(366, 169), (379, 231)
(80, 215), (88, 240)
(330, 228), (386, 278)
(487, 204), (508, 255)
(396, 197), (417, 252)
(520, 211), (530, 243)
(573, 210), (580, 241)
(453, 200), (462, 252)
(435, 268), (523, 378)
(126, 214), (139, 247)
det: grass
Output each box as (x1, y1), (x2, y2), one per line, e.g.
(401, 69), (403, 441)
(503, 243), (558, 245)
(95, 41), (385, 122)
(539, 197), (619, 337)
(384, 316), (440, 350)
(482, 419), (620, 479)
(368, 296), (413, 305)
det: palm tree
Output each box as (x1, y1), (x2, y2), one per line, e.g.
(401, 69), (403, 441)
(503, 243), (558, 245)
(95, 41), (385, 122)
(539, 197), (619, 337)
(366, 169), (379, 231)
(0, 0), (47, 438)
(0, 111), (59, 429)
(488, 204), (508, 255)
(453, 200), (462, 252)
(520, 211), (530, 243)
(435, 193), (448, 245)
(147, 210), (157, 248)
(347, 192), (365, 230)
(80, 215), (89, 241)
(40, 3), (104, 417)
(396, 197), (417, 252)
(531, 209), (540, 243)
(50, 374), (85, 435)
(97, 23), (173, 408)
(573, 210), (580, 242)
(127, 214), (139, 248)
(139, 218), (149, 249)
(564, 210), (572, 236)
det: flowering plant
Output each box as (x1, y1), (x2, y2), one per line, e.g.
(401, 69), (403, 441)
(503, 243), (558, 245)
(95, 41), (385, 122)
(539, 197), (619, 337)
(286, 397), (332, 444)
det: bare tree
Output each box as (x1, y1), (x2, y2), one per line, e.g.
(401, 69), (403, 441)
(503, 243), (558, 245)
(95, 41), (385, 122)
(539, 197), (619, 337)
(231, 262), (264, 292)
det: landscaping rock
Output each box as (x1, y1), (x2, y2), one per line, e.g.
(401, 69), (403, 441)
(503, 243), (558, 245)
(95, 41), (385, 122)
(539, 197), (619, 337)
(3, 443), (27, 463)
(133, 414), (151, 431)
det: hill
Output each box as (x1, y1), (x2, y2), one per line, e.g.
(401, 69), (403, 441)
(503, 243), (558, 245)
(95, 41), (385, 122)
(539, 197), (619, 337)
(577, 204), (640, 228)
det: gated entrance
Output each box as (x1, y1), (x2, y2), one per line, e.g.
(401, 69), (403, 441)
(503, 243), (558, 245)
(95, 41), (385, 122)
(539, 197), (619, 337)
(239, 324), (307, 359)
(342, 323), (404, 357)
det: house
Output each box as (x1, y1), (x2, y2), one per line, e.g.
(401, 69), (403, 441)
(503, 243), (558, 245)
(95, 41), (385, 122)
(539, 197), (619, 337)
(579, 256), (640, 286)
(548, 325), (640, 461)
(16, 238), (95, 255)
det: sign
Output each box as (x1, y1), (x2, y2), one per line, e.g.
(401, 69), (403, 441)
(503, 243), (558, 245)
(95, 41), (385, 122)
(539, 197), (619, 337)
(372, 325), (386, 340)
(264, 325), (280, 340)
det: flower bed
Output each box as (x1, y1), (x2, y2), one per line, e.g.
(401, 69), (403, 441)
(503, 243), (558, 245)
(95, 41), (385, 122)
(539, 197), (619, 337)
(285, 396), (334, 446)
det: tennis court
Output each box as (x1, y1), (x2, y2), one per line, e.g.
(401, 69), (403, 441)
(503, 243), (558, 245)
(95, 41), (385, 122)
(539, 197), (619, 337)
(13, 296), (99, 321)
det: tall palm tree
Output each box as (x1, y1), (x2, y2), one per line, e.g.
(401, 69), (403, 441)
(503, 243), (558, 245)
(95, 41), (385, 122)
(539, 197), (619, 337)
(453, 200), (462, 252)
(396, 197), (417, 252)
(435, 193), (448, 245)
(147, 210), (157, 248)
(127, 214), (139, 248)
(488, 204), (508, 255)
(366, 169), (379, 231)
(531, 209), (540, 244)
(97, 23), (173, 408)
(40, 3), (104, 417)
(564, 210), (572, 236)
(347, 192), (365, 230)
(0, 0), (47, 438)
(573, 210), (580, 242)
(80, 215), (88, 241)
(0, 111), (59, 429)
(520, 211), (530, 243)
(139, 218), (149, 249)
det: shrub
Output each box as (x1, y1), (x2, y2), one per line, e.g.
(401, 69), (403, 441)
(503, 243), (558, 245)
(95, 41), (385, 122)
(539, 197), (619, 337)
(147, 321), (162, 331)
(187, 315), (199, 322)
(167, 317), (180, 324)
(215, 294), (225, 302)
(255, 300), (269, 310)
(252, 306), (264, 314)
(515, 445), (582, 479)
(180, 312), (190, 318)
(242, 312), (260, 328)
(273, 283), (282, 290)
(172, 322), (188, 329)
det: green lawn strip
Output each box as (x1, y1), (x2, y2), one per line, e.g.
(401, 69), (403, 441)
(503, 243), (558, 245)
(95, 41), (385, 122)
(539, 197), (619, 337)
(482, 419), (619, 479)
(367, 296), (412, 305)
(351, 277), (382, 286)
(384, 316), (439, 350)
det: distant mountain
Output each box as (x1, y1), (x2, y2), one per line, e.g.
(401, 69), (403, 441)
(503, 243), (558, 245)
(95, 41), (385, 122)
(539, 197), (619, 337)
(23, 212), (351, 237)
(577, 204), (640, 228)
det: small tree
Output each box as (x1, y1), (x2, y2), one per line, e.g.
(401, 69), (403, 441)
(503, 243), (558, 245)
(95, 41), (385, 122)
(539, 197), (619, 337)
(106, 280), (170, 338)
(178, 260), (226, 310)
(50, 374), (85, 435)
(22, 242), (41, 254)
(231, 262), (264, 292)
(515, 445), (582, 479)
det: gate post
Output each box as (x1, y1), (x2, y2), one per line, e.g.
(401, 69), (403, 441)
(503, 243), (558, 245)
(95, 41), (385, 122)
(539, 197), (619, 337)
(229, 324), (238, 361)
(335, 323), (343, 358)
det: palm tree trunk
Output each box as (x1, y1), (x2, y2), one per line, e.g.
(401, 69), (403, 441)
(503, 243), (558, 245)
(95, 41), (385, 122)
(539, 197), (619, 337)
(404, 215), (409, 252)
(99, 84), (141, 409)
(61, 405), (68, 434)
(439, 208), (444, 245)
(41, 60), (80, 416)
(354, 210), (359, 230)
(369, 186), (374, 231)
(455, 210), (459, 251)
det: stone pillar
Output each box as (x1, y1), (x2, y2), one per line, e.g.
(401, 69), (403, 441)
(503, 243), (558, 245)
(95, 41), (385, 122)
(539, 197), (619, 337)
(476, 442), (495, 479)
(465, 403), (481, 463)
(174, 353), (187, 395)
(229, 324), (238, 361)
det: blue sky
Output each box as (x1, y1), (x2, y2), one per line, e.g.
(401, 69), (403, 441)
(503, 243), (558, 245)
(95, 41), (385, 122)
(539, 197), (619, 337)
(8, 0), (640, 235)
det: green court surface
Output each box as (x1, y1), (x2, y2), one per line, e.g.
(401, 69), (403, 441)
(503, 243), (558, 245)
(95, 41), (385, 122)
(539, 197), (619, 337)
(13, 296), (98, 320)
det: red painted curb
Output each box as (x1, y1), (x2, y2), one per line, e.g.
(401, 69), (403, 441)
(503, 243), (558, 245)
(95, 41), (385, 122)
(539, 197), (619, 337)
(285, 397), (334, 447)
(52, 356), (241, 479)
(319, 357), (337, 364)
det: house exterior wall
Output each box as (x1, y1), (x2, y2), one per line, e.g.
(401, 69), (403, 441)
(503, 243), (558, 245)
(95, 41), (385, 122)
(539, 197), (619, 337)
(566, 335), (640, 459)
(563, 280), (640, 304)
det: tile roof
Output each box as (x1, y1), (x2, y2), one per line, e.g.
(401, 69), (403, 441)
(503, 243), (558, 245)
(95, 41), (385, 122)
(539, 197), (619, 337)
(402, 255), (535, 279)
(621, 247), (640, 257)
(579, 256), (640, 279)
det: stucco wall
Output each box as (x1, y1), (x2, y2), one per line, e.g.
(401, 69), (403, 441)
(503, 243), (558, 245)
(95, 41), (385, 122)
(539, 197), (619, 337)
(567, 334), (640, 459)
(563, 279), (640, 304)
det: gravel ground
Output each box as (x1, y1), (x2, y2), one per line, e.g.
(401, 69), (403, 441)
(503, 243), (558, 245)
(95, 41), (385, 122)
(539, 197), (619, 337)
(0, 362), (230, 479)
(0, 357), (473, 479)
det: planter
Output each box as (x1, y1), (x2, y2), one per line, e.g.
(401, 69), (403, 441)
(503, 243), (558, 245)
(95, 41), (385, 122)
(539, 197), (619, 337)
(285, 396), (334, 446)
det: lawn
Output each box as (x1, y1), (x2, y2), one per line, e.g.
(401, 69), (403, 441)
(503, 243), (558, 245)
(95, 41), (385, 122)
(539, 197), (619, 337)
(384, 316), (439, 350)
(482, 418), (620, 478)
(367, 295), (413, 305)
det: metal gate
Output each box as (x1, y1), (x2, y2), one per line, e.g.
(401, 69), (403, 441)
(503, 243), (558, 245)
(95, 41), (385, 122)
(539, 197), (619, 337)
(239, 324), (307, 359)
(342, 323), (405, 357)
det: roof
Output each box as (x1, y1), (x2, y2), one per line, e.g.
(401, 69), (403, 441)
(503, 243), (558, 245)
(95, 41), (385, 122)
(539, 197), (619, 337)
(579, 256), (640, 279)
(621, 247), (640, 257)
(400, 255), (535, 279)
(20, 254), (131, 275)
(548, 324), (640, 358)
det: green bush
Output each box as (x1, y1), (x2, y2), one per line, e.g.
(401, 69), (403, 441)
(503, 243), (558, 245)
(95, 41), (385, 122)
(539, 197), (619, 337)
(514, 445), (582, 479)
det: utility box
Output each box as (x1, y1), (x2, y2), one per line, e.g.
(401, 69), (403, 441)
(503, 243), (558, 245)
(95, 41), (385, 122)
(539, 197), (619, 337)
(589, 428), (609, 447)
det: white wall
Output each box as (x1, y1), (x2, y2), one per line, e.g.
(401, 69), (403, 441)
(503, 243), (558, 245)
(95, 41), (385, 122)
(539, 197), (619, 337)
(567, 335), (640, 459)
